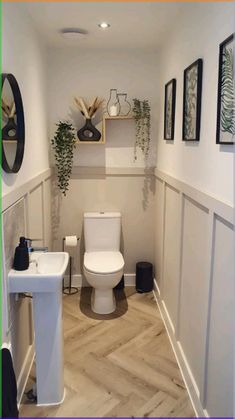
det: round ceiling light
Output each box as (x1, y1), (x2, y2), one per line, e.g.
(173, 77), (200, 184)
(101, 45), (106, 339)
(98, 22), (110, 29)
(60, 28), (88, 40)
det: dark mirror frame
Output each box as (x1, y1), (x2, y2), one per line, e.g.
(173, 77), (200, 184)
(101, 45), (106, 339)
(2, 73), (25, 173)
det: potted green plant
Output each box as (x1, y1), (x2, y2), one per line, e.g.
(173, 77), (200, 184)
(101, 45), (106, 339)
(132, 99), (151, 161)
(51, 121), (76, 196)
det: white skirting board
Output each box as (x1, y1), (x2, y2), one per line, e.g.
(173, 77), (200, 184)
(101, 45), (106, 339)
(153, 279), (206, 418)
(63, 273), (136, 288)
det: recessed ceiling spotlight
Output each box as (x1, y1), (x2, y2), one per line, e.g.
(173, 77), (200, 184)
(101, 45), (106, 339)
(98, 22), (110, 29)
(60, 28), (88, 40)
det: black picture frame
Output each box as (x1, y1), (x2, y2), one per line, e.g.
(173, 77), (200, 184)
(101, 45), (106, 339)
(182, 59), (203, 141)
(1, 73), (25, 173)
(164, 78), (176, 140)
(216, 34), (234, 145)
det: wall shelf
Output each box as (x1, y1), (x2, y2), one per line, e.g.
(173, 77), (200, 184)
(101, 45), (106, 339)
(76, 140), (104, 145)
(104, 115), (133, 120)
(76, 114), (133, 144)
(3, 140), (18, 143)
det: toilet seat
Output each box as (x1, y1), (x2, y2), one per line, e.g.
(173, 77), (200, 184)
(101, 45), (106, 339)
(84, 251), (124, 275)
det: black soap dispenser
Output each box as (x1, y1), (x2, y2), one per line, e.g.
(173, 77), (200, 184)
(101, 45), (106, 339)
(13, 237), (29, 271)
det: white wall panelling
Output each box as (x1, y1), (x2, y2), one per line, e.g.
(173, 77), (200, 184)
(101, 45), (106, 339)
(2, 169), (52, 402)
(179, 196), (210, 398)
(162, 184), (181, 332)
(154, 169), (234, 418)
(204, 215), (234, 417)
(27, 184), (44, 244)
(43, 177), (53, 250)
(154, 177), (165, 293)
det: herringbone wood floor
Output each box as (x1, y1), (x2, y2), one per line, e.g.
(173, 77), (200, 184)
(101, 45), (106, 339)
(20, 287), (195, 417)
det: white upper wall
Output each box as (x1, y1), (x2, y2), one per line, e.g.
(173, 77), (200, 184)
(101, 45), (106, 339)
(156, 3), (235, 206)
(3, 3), (234, 204)
(48, 48), (159, 168)
(2, 4), (50, 197)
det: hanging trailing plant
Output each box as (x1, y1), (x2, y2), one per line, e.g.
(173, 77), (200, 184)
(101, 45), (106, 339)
(51, 121), (76, 196)
(132, 99), (151, 161)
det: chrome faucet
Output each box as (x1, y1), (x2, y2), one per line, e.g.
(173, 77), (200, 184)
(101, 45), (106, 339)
(25, 238), (48, 252)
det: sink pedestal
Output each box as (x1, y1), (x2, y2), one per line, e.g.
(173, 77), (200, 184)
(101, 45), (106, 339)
(33, 291), (64, 405)
(8, 252), (69, 406)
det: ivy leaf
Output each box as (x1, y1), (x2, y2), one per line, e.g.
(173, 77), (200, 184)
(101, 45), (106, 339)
(51, 121), (77, 196)
(132, 99), (151, 161)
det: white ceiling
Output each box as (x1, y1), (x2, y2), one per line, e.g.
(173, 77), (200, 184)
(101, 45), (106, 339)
(24, 2), (185, 50)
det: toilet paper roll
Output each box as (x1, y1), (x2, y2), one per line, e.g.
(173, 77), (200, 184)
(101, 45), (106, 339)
(65, 236), (77, 247)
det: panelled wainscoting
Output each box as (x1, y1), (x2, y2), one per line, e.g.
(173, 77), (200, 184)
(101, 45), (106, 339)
(2, 169), (53, 404)
(154, 169), (234, 418)
(2, 166), (233, 417)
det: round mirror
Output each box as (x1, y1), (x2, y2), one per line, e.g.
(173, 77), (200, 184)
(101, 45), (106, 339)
(2, 73), (25, 173)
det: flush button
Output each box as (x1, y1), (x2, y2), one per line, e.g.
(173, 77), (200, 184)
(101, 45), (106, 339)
(100, 212), (105, 214)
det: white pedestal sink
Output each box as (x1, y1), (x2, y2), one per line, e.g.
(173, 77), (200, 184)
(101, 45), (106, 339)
(8, 252), (69, 406)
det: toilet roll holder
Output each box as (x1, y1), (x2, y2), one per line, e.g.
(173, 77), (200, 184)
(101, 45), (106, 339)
(62, 237), (79, 295)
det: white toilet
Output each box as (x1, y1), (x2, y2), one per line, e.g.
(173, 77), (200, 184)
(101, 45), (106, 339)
(83, 212), (125, 314)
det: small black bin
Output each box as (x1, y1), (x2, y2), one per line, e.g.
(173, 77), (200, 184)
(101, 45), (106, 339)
(136, 261), (153, 293)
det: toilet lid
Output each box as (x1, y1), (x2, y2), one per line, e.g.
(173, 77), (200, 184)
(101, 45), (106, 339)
(84, 251), (124, 274)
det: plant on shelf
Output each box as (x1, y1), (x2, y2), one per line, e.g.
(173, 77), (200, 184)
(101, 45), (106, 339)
(74, 96), (104, 141)
(132, 98), (151, 161)
(51, 121), (76, 196)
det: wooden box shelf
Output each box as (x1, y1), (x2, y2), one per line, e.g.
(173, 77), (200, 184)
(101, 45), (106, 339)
(76, 114), (133, 145)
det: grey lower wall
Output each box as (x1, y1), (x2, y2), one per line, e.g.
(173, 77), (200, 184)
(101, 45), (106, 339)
(52, 169), (156, 277)
(154, 169), (234, 418)
(2, 169), (52, 402)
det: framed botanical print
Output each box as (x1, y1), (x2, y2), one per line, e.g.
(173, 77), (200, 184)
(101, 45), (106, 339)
(182, 59), (203, 141)
(164, 79), (176, 140)
(216, 34), (234, 145)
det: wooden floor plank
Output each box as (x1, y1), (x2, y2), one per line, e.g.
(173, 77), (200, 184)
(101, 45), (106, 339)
(20, 287), (195, 418)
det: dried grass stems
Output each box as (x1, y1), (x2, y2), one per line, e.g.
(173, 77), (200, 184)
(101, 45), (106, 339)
(74, 97), (104, 119)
